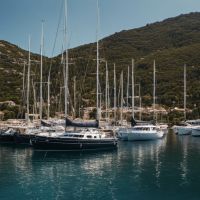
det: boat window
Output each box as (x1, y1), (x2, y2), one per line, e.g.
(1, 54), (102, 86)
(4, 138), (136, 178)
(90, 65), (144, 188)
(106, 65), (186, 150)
(72, 135), (83, 138)
(73, 135), (79, 137)
(142, 127), (150, 131)
(87, 135), (92, 138)
(94, 136), (97, 138)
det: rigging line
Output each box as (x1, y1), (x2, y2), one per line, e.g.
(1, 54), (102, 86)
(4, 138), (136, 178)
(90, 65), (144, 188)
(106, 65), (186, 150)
(48, 0), (64, 75)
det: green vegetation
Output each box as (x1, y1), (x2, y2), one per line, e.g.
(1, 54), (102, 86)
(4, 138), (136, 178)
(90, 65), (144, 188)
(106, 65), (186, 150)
(1, 12), (200, 122)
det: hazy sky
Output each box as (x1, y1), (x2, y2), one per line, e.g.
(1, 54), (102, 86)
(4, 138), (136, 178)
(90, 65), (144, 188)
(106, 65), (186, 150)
(1, 0), (200, 57)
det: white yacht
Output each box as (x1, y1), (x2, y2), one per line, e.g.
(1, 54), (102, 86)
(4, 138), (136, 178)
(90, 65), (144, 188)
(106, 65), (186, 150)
(173, 120), (200, 135)
(118, 125), (164, 141)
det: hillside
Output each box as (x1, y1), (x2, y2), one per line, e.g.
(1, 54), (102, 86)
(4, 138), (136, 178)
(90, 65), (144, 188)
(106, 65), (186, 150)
(1, 12), (200, 120)
(69, 12), (200, 109)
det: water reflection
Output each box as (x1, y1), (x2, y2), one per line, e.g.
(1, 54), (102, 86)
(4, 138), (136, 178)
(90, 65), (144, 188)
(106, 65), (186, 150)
(117, 136), (167, 189)
(177, 136), (190, 185)
(1, 133), (200, 199)
(32, 149), (119, 199)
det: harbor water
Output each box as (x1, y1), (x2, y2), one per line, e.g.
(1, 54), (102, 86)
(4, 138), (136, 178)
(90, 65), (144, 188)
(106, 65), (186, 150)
(0, 132), (200, 200)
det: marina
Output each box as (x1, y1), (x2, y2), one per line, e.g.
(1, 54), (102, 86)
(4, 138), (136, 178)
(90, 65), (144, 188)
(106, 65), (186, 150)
(1, 0), (200, 199)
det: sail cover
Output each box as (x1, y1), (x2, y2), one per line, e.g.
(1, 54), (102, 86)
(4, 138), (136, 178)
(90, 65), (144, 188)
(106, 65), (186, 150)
(131, 117), (154, 127)
(65, 117), (99, 128)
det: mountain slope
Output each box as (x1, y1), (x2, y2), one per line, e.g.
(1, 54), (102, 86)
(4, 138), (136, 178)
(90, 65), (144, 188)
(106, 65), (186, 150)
(69, 12), (200, 109)
(1, 12), (200, 119)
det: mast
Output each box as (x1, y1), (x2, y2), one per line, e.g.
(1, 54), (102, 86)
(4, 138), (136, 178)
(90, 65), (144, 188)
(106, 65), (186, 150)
(64, 0), (68, 130)
(184, 64), (186, 120)
(105, 61), (108, 121)
(120, 71), (123, 125)
(27, 35), (31, 125)
(22, 61), (26, 104)
(39, 22), (44, 125)
(153, 60), (156, 121)
(96, 0), (100, 120)
(47, 74), (50, 119)
(131, 59), (135, 119)
(114, 63), (116, 123)
(127, 66), (129, 110)
(73, 76), (76, 118)
(139, 83), (142, 121)
(32, 80), (37, 115)
(108, 70), (110, 120)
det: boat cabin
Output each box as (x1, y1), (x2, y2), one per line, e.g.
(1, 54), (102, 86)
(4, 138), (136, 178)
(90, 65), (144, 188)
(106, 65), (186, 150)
(133, 125), (159, 132)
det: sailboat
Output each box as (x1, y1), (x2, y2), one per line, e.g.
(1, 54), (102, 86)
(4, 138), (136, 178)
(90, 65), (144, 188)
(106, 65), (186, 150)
(117, 59), (134, 140)
(0, 36), (38, 144)
(116, 69), (129, 140)
(175, 64), (198, 135)
(152, 60), (168, 134)
(31, 0), (117, 151)
(118, 60), (164, 141)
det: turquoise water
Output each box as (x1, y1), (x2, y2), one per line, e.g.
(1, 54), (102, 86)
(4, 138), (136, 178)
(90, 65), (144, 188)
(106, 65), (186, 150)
(0, 132), (200, 200)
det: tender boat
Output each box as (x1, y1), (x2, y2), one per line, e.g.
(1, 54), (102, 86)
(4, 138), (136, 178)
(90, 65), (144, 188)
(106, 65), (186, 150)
(126, 125), (164, 141)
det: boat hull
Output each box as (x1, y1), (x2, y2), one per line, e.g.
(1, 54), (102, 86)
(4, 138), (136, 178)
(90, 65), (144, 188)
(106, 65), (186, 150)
(128, 131), (164, 141)
(117, 128), (128, 141)
(192, 128), (200, 137)
(0, 134), (15, 143)
(31, 136), (118, 151)
(14, 133), (34, 145)
(177, 126), (192, 135)
(0, 129), (15, 143)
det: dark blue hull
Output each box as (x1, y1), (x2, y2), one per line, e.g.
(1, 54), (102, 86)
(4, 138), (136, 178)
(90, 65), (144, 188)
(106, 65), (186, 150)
(0, 134), (15, 143)
(31, 136), (118, 151)
(14, 133), (34, 145)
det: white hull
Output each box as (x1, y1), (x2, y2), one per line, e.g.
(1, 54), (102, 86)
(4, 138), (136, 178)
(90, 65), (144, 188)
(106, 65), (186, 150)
(192, 127), (200, 137)
(128, 131), (164, 141)
(117, 128), (128, 141)
(177, 126), (192, 135)
(118, 125), (164, 141)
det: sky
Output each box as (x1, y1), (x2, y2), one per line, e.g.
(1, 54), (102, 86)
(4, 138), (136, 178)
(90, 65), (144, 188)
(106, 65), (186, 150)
(1, 0), (200, 57)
